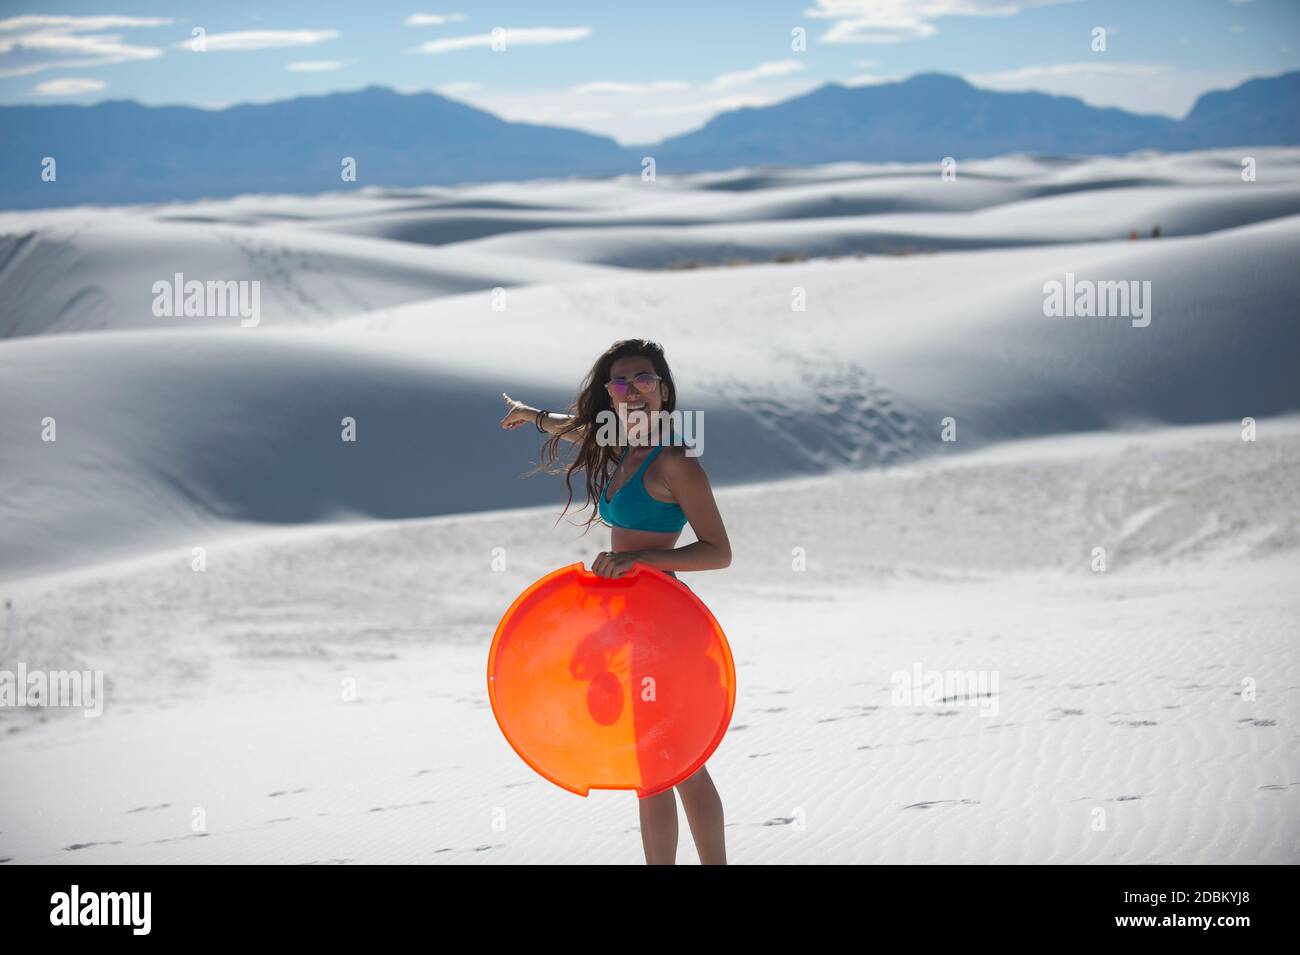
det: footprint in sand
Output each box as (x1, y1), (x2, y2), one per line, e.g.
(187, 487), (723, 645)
(144, 833), (209, 845)
(368, 800), (437, 812)
(126, 802), (172, 814)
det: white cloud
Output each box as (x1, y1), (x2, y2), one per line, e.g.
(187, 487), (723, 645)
(548, 61), (807, 136)
(639, 95), (775, 117)
(569, 63), (799, 100)
(843, 72), (905, 86)
(709, 60), (805, 90)
(174, 30), (339, 52)
(566, 108), (614, 122)
(453, 72), (822, 144)
(416, 26), (590, 54)
(572, 80), (689, 94)
(437, 81), (482, 94)
(0, 14), (170, 32)
(0, 13), (169, 77)
(287, 60), (345, 71)
(965, 62), (1257, 118)
(33, 76), (106, 95)
(406, 13), (469, 26)
(968, 62), (1169, 83)
(802, 0), (1078, 44)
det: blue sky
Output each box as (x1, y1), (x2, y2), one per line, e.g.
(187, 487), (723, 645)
(1, 1), (1296, 144)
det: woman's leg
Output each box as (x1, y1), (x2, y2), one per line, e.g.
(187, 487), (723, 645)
(648, 570), (724, 863)
(675, 764), (727, 864)
(638, 789), (679, 864)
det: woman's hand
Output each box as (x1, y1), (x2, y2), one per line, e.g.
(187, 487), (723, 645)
(591, 550), (644, 579)
(500, 393), (538, 431)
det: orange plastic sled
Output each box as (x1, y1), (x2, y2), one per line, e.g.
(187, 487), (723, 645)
(487, 562), (736, 798)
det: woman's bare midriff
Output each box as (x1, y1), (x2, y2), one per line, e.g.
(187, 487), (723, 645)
(610, 527), (681, 555)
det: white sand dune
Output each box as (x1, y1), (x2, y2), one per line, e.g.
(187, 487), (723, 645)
(1, 148), (1298, 863)
(0, 418), (1295, 863)
(671, 148), (1300, 193)
(3, 211), (1299, 579)
(274, 150), (1300, 262)
(0, 217), (623, 338)
(6, 150), (1295, 318)
(446, 184), (1300, 268)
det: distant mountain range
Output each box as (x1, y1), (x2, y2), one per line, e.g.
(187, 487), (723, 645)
(654, 71), (1299, 168)
(2, 71), (1297, 209)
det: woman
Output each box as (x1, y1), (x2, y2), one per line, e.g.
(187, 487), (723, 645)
(500, 338), (732, 865)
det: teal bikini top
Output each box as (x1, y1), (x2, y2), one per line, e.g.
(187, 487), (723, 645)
(598, 444), (688, 533)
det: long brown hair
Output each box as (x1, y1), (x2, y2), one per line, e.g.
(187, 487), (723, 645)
(530, 339), (678, 533)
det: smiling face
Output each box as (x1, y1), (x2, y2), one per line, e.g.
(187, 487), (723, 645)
(607, 356), (667, 443)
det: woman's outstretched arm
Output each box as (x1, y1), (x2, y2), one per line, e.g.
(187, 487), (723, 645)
(500, 393), (586, 444)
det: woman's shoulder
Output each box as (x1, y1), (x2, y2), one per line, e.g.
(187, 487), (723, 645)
(653, 443), (706, 479)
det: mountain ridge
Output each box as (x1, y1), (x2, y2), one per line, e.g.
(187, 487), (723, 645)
(2, 71), (1296, 209)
